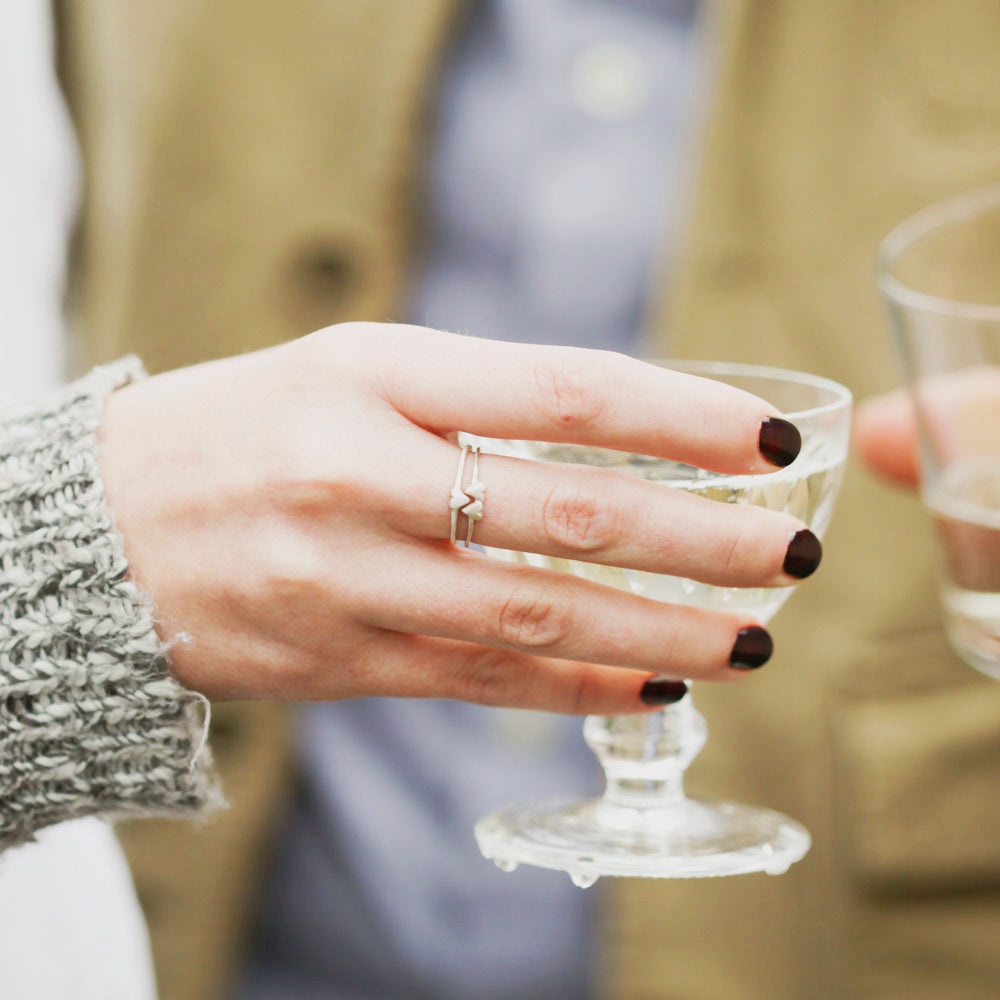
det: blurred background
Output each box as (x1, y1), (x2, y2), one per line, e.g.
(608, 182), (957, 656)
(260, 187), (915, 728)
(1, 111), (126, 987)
(39, 1), (1000, 997)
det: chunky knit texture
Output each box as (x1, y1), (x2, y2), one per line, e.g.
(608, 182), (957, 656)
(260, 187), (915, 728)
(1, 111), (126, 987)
(0, 358), (220, 849)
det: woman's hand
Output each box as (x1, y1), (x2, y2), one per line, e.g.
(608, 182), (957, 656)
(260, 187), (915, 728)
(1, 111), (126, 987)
(97, 323), (818, 713)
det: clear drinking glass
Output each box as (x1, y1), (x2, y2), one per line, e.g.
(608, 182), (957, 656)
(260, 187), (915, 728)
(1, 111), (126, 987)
(880, 183), (1000, 680)
(471, 362), (852, 885)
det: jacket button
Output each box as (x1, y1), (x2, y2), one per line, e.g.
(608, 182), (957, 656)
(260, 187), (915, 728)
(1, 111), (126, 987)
(292, 244), (356, 306)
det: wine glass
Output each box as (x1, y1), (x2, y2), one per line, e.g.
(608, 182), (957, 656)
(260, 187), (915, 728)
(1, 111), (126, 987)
(470, 362), (852, 886)
(879, 183), (1000, 680)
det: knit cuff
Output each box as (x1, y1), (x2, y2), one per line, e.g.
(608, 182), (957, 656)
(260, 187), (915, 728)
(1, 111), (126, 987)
(0, 358), (222, 850)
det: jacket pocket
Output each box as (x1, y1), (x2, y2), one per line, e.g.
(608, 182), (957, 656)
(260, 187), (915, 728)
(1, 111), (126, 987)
(832, 629), (1000, 894)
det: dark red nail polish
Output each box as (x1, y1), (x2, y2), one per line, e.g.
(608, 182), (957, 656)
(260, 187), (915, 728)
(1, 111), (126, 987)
(758, 417), (801, 468)
(730, 626), (773, 670)
(640, 677), (689, 706)
(784, 528), (822, 579)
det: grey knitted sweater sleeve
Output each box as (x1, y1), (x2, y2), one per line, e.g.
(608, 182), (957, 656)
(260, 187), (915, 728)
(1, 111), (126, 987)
(0, 357), (221, 849)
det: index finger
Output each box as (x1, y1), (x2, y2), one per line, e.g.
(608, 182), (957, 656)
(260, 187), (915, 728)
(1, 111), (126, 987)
(375, 325), (800, 475)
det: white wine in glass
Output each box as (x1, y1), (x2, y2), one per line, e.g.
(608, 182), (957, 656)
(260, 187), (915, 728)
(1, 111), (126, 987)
(472, 362), (852, 885)
(925, 454), (1000, 678)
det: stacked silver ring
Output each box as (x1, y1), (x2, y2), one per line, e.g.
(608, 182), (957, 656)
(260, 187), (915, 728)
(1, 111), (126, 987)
(449, 444), (486, 547)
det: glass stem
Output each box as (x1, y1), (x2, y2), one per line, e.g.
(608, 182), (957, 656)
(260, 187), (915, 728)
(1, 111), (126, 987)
(583, 694), (708, 817)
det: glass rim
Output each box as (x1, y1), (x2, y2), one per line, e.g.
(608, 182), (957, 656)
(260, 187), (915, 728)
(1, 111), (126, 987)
(877, 182), (1000, 322)
(652, 359), (853, 421)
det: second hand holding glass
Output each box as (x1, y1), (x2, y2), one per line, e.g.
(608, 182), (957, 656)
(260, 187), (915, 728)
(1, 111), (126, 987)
(468, 362), (852, 885)
(880, 185), (1000, 680)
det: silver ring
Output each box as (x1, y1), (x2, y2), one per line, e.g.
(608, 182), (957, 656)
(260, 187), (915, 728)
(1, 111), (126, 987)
(463, 446), (485, 546)
(448, 444), (486, 547)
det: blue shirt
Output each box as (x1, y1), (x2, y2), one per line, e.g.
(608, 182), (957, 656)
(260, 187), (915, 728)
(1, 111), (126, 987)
(238, 3), (705, 998)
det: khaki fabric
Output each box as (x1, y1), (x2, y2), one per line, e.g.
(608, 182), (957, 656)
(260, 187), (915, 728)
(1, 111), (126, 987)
(59, 1), (1000, 998)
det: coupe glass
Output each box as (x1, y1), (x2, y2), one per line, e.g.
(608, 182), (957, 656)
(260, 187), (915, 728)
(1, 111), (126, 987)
(880, 183), (1000, 680)
(471, 362), (852, 885)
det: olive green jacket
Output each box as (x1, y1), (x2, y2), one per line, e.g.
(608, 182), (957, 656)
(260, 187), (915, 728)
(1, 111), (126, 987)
(59, 2), (1000, 998)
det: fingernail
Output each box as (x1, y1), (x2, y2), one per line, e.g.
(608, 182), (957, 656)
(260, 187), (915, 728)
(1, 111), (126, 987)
(783, 528), (822, 579)
(758, 417), (801, 468)
(640, 677), (689, 706)
(730, 626), (773, 670)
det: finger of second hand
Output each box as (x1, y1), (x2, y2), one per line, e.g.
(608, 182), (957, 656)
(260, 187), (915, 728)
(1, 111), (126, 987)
(357, 545), (766, 682)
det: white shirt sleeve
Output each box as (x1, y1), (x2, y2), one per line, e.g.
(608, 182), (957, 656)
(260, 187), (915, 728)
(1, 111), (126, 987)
(0, 3), (158, 997)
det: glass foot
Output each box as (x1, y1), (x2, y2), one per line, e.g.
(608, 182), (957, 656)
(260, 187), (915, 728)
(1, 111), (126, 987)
(475, 796), (810, 885)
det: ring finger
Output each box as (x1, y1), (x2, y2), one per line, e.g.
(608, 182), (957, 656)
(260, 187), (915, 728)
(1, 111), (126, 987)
(379, 439), (819, 588)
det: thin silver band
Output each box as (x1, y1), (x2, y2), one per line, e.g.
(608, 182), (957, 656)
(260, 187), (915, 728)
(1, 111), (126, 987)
(448, 444), (486, 547)
(463, 446), (485, 547)
(449, 445), (472, 545)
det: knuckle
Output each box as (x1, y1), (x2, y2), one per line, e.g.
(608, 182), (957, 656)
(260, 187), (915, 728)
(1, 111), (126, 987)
(662, 626), (680, 668)
(533, 352), (616, 432)
(541, 478), (622, 553)
(281, 322), (354, 378)
(698, 397), (714, 442)
(308, 320), (372, 354)
(564, 664), (593, 715)
(716, 520), (747, 578)
(458, 647), (515, 706)
(279, 449), (371, 518)
(653, 622), (686, 675)
(291, 321), (395, 398)
(496, 583), (572, 650)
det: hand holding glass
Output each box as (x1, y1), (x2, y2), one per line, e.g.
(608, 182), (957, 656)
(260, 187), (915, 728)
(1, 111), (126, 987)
(473, 362), (852, 884)
(880, 184), (1000, 679)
